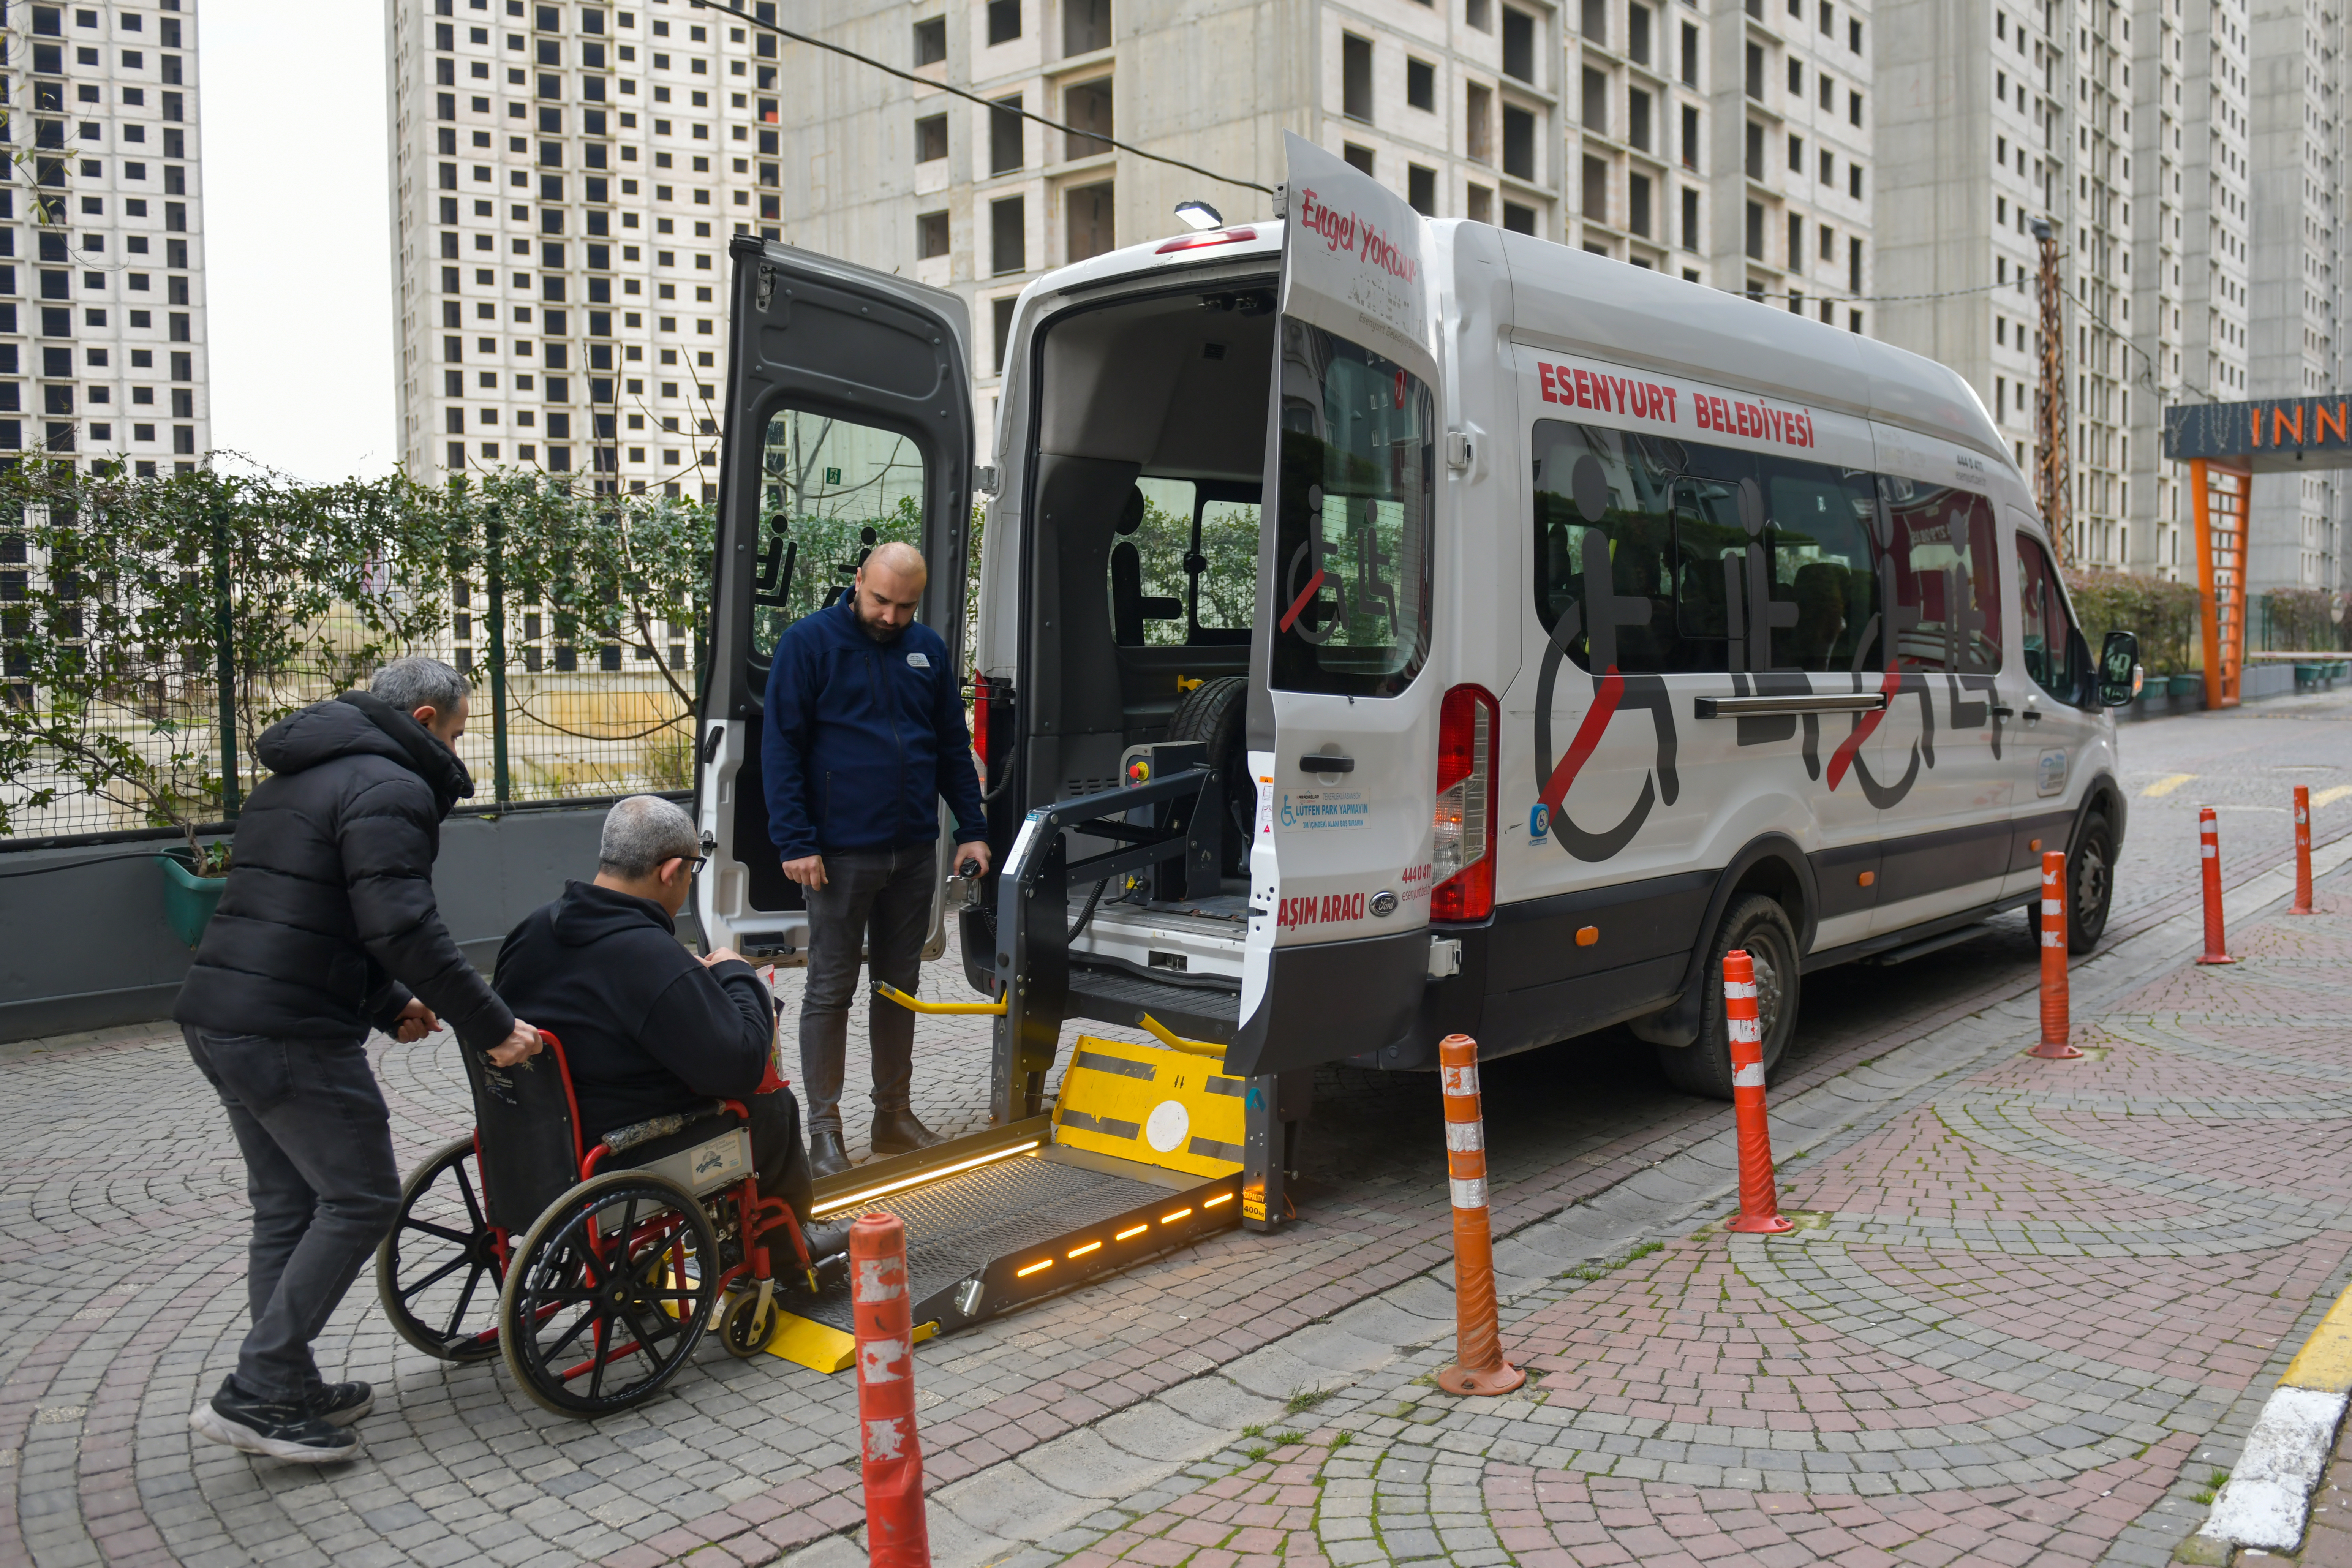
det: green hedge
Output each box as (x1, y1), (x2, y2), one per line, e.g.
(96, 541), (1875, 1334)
(2061, 567), (2202, 677)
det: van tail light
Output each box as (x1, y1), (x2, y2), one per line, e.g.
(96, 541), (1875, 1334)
(1431, 684), (1499, 922)
(969, 671), (990, 787)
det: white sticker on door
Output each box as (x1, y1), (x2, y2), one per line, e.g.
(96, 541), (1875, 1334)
(1281, 790), (1369, 830)
(2037, 748), (2069, 797)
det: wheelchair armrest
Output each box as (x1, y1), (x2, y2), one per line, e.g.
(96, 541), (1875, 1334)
(598, 1100), (730, 1155)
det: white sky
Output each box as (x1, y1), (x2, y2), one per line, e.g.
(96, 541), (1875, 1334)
(202, 2), (398, 482)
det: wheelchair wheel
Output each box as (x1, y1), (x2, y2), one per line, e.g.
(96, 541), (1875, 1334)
(498, 1170), (721, 1416)
(718, 1287), (781, 1359)
(377, 1136), (506, 1364)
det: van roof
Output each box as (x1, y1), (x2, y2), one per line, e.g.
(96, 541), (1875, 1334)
(1491, 226), (2018, 479)
(1029, 218), (2018, 483)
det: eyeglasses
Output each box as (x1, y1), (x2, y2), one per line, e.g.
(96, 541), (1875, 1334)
(678, 854), (711, 874)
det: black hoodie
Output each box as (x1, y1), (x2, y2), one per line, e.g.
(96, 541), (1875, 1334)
(492, 880), (775, 1140)
(173, 692), (515, 1050)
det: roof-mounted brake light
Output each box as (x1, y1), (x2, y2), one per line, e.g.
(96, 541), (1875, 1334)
(1155, 227), (1258, 254)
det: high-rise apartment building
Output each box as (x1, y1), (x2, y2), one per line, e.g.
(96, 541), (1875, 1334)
(389, 0), (1882, 468)
(2237, 0), (2347, 591)
(1875, 0), (2352, 595)
(387, 0), (795, 495)
(1705, 0), (1875, 327)
(9, 1), (207, 474)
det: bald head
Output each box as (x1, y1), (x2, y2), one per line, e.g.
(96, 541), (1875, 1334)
(851, 541), (927, 642)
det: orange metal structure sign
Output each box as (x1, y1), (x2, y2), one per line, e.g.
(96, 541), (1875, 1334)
(2186, 457), (2249, 710)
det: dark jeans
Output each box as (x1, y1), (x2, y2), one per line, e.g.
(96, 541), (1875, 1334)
(184, 1027), (401, 1404)
(798, 842), (934, 1137)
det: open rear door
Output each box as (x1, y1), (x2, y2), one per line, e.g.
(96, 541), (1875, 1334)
(696, 236), (975, 961)
(1228, 135), (1446, 1078)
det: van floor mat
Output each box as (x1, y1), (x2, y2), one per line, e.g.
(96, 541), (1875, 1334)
(787, 1155), (1178, 1332)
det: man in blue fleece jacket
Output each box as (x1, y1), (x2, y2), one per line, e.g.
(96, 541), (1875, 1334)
(763, 541), (989, 1176)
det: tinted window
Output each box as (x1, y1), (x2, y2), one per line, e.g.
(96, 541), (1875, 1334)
(1270, 321), (1434, 697)
(1531, 417), (1878, 673)
(2015, 531), (2080, 700)
(1882, 481), (2001, 672)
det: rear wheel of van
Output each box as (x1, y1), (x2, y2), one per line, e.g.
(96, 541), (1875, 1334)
(2065, 812), (2115, 953)
(1653, 894), (1801, 1100)
(1167, 675), (1252, 877)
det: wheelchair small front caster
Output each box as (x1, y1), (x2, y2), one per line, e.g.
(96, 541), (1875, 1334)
(719, 1283), (780, 1359)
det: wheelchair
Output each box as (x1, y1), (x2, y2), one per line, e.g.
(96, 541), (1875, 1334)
(373, 1030), (824, 1416)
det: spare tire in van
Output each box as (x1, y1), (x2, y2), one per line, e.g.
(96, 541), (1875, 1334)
(1167, 675), (1252, 877)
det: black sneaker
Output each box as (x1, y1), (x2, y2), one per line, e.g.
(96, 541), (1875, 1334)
(800, 1218), (852, 1262)
(308, 1381), (373, 1427)
(190, 1384), (360, 1464)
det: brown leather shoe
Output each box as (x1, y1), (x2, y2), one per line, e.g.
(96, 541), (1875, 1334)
(870, 1108), (943, 1156)
(808, 1129), (850, 1178)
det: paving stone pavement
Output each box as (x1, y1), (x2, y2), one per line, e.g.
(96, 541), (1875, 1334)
(8, 698), (2352, 1568)
(970, 876), (2352, 1568)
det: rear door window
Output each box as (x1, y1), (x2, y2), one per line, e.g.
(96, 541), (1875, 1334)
(1269, 320), (1435, 697)
(751, 410), (926, 656)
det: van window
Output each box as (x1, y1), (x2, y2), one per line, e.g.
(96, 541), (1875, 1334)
(2015, 531), (2081, 700)
(1269, 321), (1434, 697)
(1108, 478), (1261, 646)
(1883, 482), (2002, 672)
(751, 409), (926, 655)
(1111, 477), (1195, 646)
(1531, 418), (1878, 673)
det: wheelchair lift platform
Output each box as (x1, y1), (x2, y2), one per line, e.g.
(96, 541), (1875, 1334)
(751, 759), (1301, 1375)
(756, 1029), (1261, 1371)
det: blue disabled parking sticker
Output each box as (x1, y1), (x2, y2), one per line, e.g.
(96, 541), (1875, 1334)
(1529, 803), (1551, 845)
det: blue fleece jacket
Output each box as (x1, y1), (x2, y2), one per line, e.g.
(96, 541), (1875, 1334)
(761, 601), (987, 860)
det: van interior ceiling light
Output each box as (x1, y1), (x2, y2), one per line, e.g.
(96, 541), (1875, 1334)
(1174, 200), (1225, 232)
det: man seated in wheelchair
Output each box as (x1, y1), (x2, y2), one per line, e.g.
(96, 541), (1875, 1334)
(495, 794), (851, 1261)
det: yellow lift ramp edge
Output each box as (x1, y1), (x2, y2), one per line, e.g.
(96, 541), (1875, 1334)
(750, 994), (1248, 1372)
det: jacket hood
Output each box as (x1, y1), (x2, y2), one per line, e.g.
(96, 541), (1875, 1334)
(253, 693), (476, 817)
(549, 879), (678, 945)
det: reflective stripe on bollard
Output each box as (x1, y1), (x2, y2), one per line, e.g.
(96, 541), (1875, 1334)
(1433, 1033), (1525, 1397)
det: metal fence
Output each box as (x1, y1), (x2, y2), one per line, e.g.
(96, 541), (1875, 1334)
(0, 608), (699, 848)
(0, 469), (708, 850)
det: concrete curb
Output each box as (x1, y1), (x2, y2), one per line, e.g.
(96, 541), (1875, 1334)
(2186, 1280), (2352, 1559)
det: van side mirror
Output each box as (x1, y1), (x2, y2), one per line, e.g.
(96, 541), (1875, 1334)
(2099, 630), (2141, 708)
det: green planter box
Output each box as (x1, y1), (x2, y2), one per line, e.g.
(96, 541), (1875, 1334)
(155, 849), (227, 949)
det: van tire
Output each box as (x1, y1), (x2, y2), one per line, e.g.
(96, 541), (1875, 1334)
(1167, 675), (1252, 876)
(1652, 893), (1800, 1100)
(2066, 811), (2115, 953)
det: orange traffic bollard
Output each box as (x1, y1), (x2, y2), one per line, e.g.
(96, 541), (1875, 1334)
(2028, 850), (2082, 1059)
(1433, 1033), (1525, 1397)
(2196, 805), (2235, 964)
(2293, 786), (2315, 915)
(850, 1215), (931, 1568)
(1724, 950), (1795, 1234)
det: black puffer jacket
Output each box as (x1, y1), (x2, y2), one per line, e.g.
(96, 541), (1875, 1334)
(173, 692), (516, 1050)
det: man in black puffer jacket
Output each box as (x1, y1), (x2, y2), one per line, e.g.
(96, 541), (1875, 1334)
(175, 657), (542, 1465)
